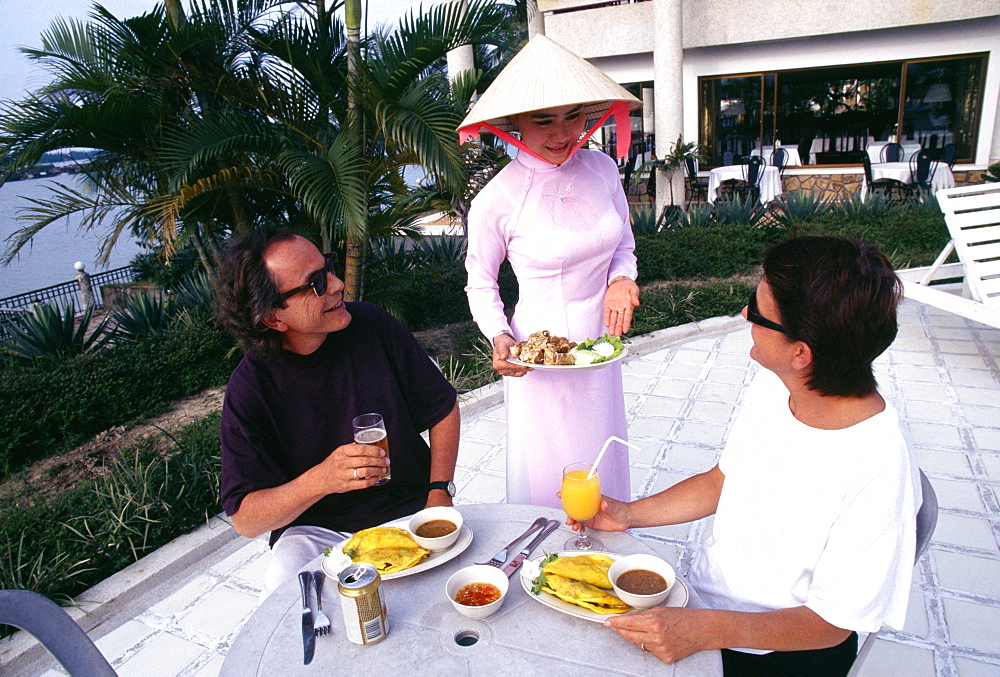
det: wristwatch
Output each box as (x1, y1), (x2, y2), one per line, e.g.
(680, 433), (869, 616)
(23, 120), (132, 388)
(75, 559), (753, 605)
(429, 480), (456, 497)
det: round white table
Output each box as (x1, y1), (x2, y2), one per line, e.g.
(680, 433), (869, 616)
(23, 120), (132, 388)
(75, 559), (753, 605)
(707, 165), (783, 205)
(861, 161), (955, 199)
(750, 145), (802, 167)
(220, 504), (723, 676)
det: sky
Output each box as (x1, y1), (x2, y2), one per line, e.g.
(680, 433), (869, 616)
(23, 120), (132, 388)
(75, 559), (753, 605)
(0, 0), (425, 103)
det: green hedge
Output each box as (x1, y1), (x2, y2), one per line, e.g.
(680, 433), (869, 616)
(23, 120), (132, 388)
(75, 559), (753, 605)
(634, 224), (784, 283)
(0, 323), (238, 478)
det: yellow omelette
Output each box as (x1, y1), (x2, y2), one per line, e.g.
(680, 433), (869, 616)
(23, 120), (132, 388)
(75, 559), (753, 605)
(541, 574), (631, 614)
(542, 553), (616, 589)
(341, 526), (430, 574)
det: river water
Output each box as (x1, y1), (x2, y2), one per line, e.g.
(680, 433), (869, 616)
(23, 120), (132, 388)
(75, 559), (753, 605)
(0, 176), (143, 299)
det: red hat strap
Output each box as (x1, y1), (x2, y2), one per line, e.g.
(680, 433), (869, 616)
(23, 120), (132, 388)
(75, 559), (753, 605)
(457, 100), (634, 165)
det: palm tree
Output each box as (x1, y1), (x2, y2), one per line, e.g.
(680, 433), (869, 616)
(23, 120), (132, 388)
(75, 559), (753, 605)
(0, 0), (287, 279)
(1, 0), (518, 301)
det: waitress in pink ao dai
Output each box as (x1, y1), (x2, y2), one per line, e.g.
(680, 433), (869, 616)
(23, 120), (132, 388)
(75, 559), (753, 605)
(465, 140), (638, 507)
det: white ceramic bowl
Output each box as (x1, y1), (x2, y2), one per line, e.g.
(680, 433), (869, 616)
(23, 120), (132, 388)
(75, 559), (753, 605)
(407, 506), (463, 551)
(445, 564), (509, 619)
(608, 554), (676, 609)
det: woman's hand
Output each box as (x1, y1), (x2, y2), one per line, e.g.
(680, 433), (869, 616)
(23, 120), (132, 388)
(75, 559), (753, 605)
(604, 278), (640, 336)
(605, 607), (713, 664)
(561, 495), (632, 532)
(492, 332), (531, 378)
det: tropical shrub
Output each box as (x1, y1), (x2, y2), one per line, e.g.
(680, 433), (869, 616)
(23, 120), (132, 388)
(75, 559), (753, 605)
(0, 302), (110, 365)
(629, 280), (756, 336)
(0, 415), (222, 639)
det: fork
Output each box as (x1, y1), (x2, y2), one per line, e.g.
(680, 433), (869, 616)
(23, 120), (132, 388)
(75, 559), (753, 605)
(312, 570), (331, 636)
(475, 517), (548, 568)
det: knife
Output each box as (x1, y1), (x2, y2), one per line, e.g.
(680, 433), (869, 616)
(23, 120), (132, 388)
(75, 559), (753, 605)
(479, 516), (548, 568)
(298, 571), (315, 665)
(502, 519), (560, 577)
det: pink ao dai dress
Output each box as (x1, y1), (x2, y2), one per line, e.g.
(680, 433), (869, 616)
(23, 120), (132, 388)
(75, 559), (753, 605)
(465, 148), (638, 507)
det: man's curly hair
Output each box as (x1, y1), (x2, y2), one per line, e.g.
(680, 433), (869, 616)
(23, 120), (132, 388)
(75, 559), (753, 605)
(213, 227), (297, 361)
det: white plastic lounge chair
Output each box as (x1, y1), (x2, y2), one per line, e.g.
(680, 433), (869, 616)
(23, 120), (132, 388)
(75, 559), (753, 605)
(896, 182), (1000, 328)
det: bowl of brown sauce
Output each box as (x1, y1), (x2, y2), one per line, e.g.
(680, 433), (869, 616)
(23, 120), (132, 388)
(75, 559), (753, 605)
(407, 506), (463, 551)
(445, 564), (509, 619)
(608, 554), (676, 609)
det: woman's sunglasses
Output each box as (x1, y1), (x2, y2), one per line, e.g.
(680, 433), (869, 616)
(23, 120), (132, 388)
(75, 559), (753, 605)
(276, 252), (339, 302)
(746, 289), (788, 334)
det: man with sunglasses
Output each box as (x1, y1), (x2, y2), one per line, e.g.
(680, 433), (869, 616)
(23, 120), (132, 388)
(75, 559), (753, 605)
(568, 236), (921, 676)
(215, 227), (459, 601)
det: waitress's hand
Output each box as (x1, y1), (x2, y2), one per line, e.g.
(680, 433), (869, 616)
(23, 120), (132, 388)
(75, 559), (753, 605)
(492, 332), (531, 378)
(604, 277), (641, 336)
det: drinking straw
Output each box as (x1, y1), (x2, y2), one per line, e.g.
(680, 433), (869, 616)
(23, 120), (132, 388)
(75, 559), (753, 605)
(588, 436), (641, 478)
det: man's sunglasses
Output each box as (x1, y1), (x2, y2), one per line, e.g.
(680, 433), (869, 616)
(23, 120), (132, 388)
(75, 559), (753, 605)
(276, 252), (339, 302)
(746, 289), (788, 334)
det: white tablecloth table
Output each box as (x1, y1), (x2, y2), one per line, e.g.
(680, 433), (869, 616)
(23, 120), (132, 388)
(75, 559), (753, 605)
(861, 161), (955, 199)
(750, 145), (802, 167)
(866, 142), (922, 163)
(808, 136), (874, 164)
(707, 165), (783, 205)
(220, 504), (723, 676)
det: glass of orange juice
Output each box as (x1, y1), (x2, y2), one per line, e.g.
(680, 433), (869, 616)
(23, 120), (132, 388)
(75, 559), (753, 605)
(561, 462), (603, 551)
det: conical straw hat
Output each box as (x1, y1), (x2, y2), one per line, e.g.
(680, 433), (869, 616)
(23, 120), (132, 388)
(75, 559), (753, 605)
(458, 35), (641, 134)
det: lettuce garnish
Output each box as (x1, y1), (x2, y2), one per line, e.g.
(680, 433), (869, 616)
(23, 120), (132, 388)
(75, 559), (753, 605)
(570, 334), (624, 364)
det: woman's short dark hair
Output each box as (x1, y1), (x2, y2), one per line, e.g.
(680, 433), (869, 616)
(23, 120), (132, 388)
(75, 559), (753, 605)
(763, 236), (902, 398)
(213, 227), (297, 361)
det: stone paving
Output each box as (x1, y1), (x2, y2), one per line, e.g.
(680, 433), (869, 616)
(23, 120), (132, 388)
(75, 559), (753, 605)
(8, 300), (1000, 676)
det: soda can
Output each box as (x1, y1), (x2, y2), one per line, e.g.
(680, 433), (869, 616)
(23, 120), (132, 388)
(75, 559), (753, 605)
(337, 563), (388, 645)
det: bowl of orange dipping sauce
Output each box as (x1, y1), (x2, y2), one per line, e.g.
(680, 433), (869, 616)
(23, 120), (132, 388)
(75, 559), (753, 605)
(608, 554), (675, 609)
(445, 564), (509, 619)
(408, 506), (463, 551)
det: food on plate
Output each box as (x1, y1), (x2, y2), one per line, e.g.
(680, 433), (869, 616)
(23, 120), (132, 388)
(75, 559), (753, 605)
(542, 553), (615, 589)
(533, 553), (630, 614)
(454, 582), (503, 607)
(568, 334), (625, 366)
(341, 526), (430, 574)
(509, 331), (625, 366)
(413, 519), (458, 539)
(542, 574), (630, 614)
(509, 330), (577, 365)
(615, 568), (668, 595)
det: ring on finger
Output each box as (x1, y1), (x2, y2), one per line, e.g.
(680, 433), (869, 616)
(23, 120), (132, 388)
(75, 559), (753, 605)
(641, 643), (648, 653)
(353, 468), (359, 480)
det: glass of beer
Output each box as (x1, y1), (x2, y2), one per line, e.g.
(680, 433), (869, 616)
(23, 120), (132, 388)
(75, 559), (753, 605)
(561, 462), (602, 550)
(352, 413), (390, 485)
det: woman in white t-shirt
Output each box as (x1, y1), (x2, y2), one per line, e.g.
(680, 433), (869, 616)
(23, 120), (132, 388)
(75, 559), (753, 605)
(568, 236), (922, 677)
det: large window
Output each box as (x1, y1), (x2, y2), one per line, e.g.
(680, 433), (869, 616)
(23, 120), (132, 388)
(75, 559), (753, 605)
(698, 54), (987, 167)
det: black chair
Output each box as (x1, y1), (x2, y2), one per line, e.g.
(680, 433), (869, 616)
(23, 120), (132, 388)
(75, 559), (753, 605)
(905, 149), (937, 195)
(684, 157), (708, 203)
(881, 142), (905, 163)
(0, 590), (117, 676)
(771, 147), (789, 177)
(941, 143), (959, 169)
(732, 156), (764, 203)
(862, 153), (900, 200)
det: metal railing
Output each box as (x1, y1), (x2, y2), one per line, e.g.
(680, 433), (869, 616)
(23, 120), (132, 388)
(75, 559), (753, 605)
(0, 266), (137, 339)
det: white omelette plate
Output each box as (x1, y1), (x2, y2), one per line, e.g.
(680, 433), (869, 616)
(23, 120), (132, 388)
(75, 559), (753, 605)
(520, 550), (689, 623)
(322, 517), (473, 581)
(507, 347), (628, 372)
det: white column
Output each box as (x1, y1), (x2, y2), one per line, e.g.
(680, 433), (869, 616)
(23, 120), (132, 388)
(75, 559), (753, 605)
(989, 90), (1000, 167)
(527, 0), (544, 38)
(446, 1), (475, 87)
(642, 87), (655, 140)
(652, 0), (684, 212)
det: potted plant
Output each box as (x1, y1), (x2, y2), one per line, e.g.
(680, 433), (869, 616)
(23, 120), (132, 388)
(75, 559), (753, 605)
(633, 135), (706, 220)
